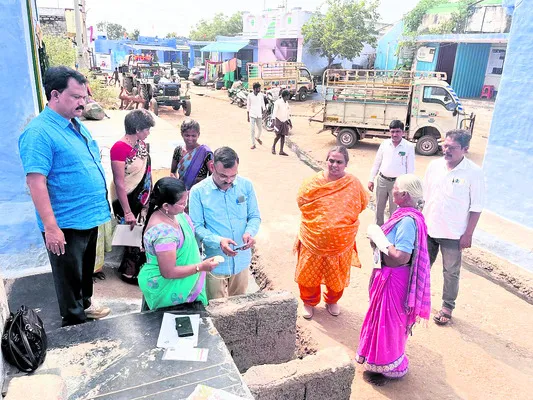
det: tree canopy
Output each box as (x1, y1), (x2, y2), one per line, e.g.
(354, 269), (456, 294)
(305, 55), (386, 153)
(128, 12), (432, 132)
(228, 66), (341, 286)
(96, 21), (127, 40)
(128, 29), (140, 41)
(189, 12), (243, 41)
(302, 0), (379, 67)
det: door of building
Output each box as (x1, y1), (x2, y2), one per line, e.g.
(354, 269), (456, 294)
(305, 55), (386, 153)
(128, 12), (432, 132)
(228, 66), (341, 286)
(436, 43), (457, 84)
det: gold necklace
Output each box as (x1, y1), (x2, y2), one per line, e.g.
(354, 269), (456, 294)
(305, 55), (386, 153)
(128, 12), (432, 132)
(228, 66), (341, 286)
(159, 209), (178, 225)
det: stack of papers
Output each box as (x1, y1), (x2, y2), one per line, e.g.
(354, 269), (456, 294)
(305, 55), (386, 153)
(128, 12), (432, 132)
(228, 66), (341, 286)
(157, 313), (209, 362)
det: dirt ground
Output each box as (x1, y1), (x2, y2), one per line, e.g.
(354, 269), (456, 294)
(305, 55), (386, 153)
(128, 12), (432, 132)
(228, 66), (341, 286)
(153, 94), (532, 400)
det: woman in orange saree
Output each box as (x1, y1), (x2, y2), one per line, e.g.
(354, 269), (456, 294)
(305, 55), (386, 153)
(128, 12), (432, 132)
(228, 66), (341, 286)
(295, 146), (368, 319)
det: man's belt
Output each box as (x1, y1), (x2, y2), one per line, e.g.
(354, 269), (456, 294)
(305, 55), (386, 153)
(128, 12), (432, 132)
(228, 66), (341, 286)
(379, 172), (397, 182)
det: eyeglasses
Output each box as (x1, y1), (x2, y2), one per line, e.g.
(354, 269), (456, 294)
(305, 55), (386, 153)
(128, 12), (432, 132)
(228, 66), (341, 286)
(442, 144), (462, 151)
(213, 165), (237, 180)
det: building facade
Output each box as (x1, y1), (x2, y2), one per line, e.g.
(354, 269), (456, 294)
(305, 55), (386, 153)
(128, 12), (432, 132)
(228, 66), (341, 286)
(94, 35), (188, 71)
(375, 1), (511, 98)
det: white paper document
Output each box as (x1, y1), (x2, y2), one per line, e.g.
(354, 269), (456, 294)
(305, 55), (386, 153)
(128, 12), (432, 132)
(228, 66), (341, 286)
(162, 347), (209, 362)
(186, 385), (249, 400)
(157, 313), (200, 348)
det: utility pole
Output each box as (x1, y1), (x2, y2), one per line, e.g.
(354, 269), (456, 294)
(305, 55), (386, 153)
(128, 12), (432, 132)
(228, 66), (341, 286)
(74, 0), (89, 70)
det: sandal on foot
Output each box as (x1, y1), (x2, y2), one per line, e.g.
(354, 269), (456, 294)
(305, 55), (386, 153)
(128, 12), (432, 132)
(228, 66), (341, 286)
(279, 151), (289, 156)
(433, 309), (452, 326)
(271, 148), (276, 155)
(303, 304), (315, 320)
(326, 303), (340, 316)
(256, 138), (263, 145)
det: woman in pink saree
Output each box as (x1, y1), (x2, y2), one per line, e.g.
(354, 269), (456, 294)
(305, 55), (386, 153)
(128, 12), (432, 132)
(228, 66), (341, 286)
(356, 174), (431, 386)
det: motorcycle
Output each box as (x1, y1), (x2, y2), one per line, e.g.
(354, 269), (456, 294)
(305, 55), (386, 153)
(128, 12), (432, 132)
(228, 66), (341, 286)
(228, 81), (248, 108)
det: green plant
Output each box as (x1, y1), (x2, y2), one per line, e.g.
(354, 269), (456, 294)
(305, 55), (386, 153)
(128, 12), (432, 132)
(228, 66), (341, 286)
(43, 34), (75, 68)
(84, 72), (118, 109)
(403, 0), (449, 35)
(301, 0), (379, 68)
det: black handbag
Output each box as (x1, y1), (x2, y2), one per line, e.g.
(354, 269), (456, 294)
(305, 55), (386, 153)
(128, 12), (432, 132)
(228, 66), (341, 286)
(1, 306), (47, 372)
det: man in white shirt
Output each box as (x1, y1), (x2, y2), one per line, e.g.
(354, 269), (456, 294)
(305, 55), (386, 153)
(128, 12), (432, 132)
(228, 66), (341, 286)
(247, 82), (265, 150)
(271, 89), (292, 156)
(423, 130), (484, 326)
(368, 120), (415, 225)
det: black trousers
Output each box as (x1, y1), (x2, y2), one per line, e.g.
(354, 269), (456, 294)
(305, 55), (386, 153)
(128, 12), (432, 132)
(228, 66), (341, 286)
(43, 227), (98, 326)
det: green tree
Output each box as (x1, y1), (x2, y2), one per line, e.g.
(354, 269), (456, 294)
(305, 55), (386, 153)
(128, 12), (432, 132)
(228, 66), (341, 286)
(96, 21), (127, 40)
(43, 34), (76, 68)
(403, 0), (448, 34)
(189, 12), (243, 41)
(128, 29), (140, 41)
(301, 0), (379, 68)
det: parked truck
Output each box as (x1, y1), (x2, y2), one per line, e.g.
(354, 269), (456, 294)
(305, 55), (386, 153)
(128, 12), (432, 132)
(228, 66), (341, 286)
(247, 62), (316, 101)
(314, 69), (476, 155)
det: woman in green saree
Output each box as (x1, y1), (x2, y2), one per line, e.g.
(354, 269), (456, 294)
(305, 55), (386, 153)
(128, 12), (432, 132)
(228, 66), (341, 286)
(138, 178), (220, 310)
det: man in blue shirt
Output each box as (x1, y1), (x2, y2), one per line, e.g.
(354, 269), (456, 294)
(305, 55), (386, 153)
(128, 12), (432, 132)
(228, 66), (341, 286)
(189, 147), (261, 299)
(19, 66), (111, 326)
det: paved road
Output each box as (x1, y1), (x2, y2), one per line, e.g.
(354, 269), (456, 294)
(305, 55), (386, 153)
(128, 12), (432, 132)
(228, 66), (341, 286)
(156, 94), (532, 400)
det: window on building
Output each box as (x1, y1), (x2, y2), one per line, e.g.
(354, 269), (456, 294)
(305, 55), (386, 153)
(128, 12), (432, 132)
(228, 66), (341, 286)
(422, 86), (456, 111)
(486, 47), (506, 75)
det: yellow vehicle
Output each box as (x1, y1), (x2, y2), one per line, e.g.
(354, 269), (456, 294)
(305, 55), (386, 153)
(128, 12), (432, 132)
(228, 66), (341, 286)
(247, 62), (315, 101)
(316, 69), (475, 155)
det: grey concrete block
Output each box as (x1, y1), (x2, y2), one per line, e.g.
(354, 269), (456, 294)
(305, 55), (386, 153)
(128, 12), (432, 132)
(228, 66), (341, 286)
(228, 330), (296, 372)
(206, 291), (298, 372)
(4, 374), (67, 400)
(243, 347), (355, 400)
(207, 291), (297, 344)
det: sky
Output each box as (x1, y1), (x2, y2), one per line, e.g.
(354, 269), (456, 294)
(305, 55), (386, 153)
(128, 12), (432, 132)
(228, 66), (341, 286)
(37, 0), (420, 37)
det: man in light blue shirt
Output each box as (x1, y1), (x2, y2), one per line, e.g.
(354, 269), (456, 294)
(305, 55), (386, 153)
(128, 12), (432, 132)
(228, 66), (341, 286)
(18, 66), (111, 326)
(189, 147), (261, 299)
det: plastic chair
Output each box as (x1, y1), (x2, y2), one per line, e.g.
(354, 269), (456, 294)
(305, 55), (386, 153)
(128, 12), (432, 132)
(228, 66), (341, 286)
(480, 85), (495, 99)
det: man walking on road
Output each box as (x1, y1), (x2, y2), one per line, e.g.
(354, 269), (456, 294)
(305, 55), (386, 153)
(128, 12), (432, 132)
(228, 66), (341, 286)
(423, 130), (484, 326)
(189, 147), (261, 299)
(18, 66), (111, 327)
(247, 82), (265, 150)
(368, 120), (415, 225)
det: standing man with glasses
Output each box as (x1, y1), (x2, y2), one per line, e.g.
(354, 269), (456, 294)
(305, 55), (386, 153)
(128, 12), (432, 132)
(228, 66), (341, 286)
(18, 66), (111, 326)
(423, 130), (484, 326)
(189, 147), (261, 299)
(368, 120), (415, 226)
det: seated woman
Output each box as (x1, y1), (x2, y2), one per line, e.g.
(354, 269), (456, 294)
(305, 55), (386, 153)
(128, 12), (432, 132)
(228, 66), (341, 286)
(356, 174), (431, 386)
(170, 119), (213, 190)
(138, 177), (220, 310)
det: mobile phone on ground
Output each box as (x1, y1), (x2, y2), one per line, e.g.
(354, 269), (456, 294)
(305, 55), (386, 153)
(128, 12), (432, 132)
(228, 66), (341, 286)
(175, 316), (194, 337)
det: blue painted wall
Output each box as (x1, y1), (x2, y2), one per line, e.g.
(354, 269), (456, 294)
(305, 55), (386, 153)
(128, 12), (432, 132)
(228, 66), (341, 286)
(375, 21), (404, 70)
(483, 0), (533, 229)
(0, 0), (49, 276)
(416, 44), (440, 71)
(451, 43), (491, 98)
(95, 36), (179, 69)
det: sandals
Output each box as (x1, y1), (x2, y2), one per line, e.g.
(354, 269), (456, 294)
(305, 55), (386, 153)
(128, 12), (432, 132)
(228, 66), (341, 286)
(433, 309), (452, 326)
(303, 304), (315, 320)
(326, 303), (340, 316)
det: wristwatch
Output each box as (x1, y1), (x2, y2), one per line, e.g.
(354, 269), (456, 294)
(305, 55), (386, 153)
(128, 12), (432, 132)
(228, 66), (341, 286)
(195, 264), (200, 272)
